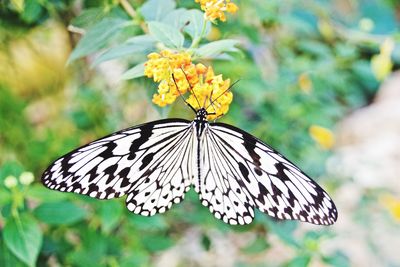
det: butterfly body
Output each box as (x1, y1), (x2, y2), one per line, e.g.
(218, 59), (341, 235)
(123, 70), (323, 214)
(42, 109), (337, 225)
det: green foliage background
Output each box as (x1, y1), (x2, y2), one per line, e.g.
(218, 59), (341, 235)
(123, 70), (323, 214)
(1, 0), (400, 266)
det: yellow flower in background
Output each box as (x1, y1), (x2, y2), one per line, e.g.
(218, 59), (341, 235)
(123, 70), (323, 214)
(318, 19), (335, 41)
(309, 125), (335, 150)
(371, 38), (394, 81)
(380, 194), (400, 222)
(196, 0), (239, 22)
(144, 50), (233, 119)
(298, 73), (313, 94)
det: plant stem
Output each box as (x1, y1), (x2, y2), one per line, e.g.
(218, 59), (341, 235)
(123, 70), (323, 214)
(119, 0), (137, 18)
(190, 19), (208, 49)
(119, 0), (148, 32)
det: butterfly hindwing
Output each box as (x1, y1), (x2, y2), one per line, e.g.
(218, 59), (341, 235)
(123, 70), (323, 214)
(197, 126), (255, 225)
(204, 123), (338, 225)
(41, 119), (194, 216)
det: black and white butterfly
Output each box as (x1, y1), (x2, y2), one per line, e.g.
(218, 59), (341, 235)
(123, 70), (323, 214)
(42, 107), (337, 225)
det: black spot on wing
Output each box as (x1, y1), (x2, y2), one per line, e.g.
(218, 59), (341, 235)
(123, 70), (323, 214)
(104, 165), (118, 182)
(128, 124), (154, 160)
(88, 183), (99, 192)
(118, 167), (130, 178)
(98, 142), (117, 159)
(113, 167), (131, 188)
(139, 152), (155, 171)
(238, 162), (250, 183)
(284, 207), (293, 218)
(241, 135), (262, 169)
(87, 166), (99, 183)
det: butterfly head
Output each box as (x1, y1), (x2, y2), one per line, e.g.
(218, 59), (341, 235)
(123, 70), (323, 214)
(196, 108), (208, 121)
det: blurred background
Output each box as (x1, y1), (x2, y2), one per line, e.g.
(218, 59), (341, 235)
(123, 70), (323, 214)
(1, 0), (400, 266)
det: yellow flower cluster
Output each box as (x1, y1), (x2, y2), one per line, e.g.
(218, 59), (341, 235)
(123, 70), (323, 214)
(186, 66), (233, 119)
(144, 50), (233, 120)
(195, 0), (239, 22)
(144, 50), (192, 107)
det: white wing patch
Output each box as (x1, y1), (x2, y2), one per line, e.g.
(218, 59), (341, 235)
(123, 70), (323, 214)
(205, 123), (338, 225)
(42, 119), (194, 216)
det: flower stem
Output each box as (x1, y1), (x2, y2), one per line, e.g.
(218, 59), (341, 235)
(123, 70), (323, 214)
(119, 0), (137, 18)
(190, 19), (208, 49)
(119, 0), (148, 32)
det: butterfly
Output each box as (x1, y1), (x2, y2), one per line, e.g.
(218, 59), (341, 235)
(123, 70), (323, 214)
(42, 101), (337, 226)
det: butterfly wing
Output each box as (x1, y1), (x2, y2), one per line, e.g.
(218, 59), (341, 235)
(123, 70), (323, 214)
(42, 119), (195, 216)
(200, 122), (337, 225)
(197, 124), (255, 225)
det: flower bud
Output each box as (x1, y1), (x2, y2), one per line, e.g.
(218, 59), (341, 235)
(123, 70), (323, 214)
(4, 175), (18, 189)
(20, 172), (35, 185)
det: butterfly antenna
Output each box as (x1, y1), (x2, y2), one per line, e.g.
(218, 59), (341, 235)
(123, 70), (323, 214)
(180, 67), (201, 108)
(171, 73), (197, 114)
(208, 89), (218, 114)
(205, 79), (241, 110)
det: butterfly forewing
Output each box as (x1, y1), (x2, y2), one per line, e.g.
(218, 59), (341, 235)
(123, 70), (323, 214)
(206, 123), (338, 225)
(42, 119), (194, 215)
(125, 121), (195, 215)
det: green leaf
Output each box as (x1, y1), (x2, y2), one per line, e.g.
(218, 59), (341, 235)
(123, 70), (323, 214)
(182, 9), (210, 41)
(26, 184), (67, 202)
(0, 188), (11, 205)
(100, 201), (123, 233)
(121, 252), (150, 267)
(322, 250), (350, 267)
(286, 254), (311, 267)
(255, 213), (299, 247)
(121, 63), (145, 80)
(162, 8), (211, 40)
(0, 160), (24, 184)
(67, 229), (108, 267)
(242, 236), (270, 254)
(34, 201), (87, 225)
(162, 8), (188, 28)
(195, 39), (240, 58)
(3, 215), (43, 267)
(92, 35), (156, 66)
(148, 21), (185, 48)
(68, 18), (128, 63)
(20, 0), (43, 24)
(125, 34), (156, 45)
(140, 0), (176, 22)
(141, 235), (173, 252)
(128, 214), (168, 231)
(0, 237), (27, 267)
(162, 9), (210, 42)
(70, 8), (108, 28)
(297, 40), (332, 59)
